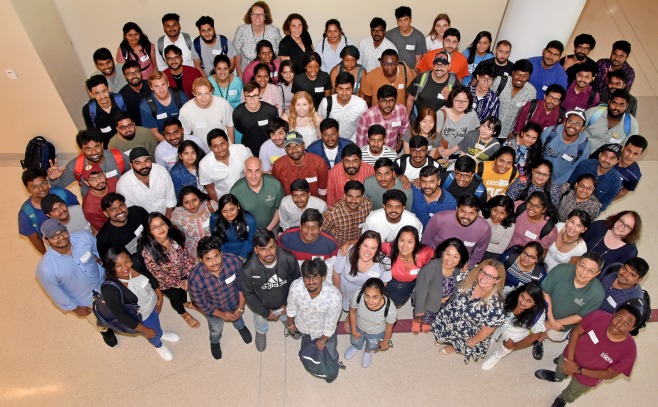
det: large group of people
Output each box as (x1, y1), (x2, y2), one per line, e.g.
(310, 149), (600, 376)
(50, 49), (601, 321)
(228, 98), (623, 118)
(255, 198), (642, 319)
(24, 2), (650, 405)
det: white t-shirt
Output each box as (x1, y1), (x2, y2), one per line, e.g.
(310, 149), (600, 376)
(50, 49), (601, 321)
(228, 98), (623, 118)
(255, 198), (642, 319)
(258, 139), (286, 172)
(323, 146), (339, 168)
(362, 208), (423, 242)
(179, 96), (234, 142)
(155, 34), (195, 71)
(198, 144), (252, 198)
(154, 134), (209, 170)
(117, 163), (177, 214)
(317, 95), (368, 142)
(278, 195), (328, 231)
(544, 223), (588, 271)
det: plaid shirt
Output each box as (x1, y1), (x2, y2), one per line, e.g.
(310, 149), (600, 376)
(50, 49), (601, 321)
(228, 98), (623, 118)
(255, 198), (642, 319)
(469, 85), (500, 122)
(187, 252), (242, 315)
(594, 59), (635, 92)
(322, 198), (373, 246)
(557, 184), (602, 222)
(355, 104), (410, 149)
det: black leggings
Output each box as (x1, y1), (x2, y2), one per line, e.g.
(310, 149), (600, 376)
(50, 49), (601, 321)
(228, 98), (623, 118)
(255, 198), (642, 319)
(161, 287), (187, 315)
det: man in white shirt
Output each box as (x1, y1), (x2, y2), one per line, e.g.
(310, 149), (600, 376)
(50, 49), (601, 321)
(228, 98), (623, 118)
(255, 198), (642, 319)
(317, 72), (368, 142)
(116, 147), (177, 217)
(155, 13), (195, 72)
(362, 189), (422, 241)
(154, 117), (209, 170)
(359, 17), (398, 72)
(179, 77), (235, 143)
(199, 129), (252, 202)
(279, 179), (328, 231)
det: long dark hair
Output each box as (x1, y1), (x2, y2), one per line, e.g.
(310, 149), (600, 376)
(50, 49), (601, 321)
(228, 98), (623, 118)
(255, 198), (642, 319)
(465, 31), (492, 64)
(119, 22), (152, 61)
(177, 140), (204, 172)
(213, 194), (250, 243)
(139, 212), (187, 263)
(177, 185), (210, 208)
(524, 191), (558, 224)
(432, 238), (469, 269)
(321, 19), (347, 52)
(256, 40), (278, 73)
(519, 159), (554, 202)
(348, 230), (388, 277)
(389, 226), (425, 264)
(482, 195), (515, 228)
(279, 60), (295, 85)
(504, 283), (546, 328)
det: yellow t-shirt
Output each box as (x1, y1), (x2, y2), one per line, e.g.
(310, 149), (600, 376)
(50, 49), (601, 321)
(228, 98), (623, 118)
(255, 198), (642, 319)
(479, 161), (518, 198)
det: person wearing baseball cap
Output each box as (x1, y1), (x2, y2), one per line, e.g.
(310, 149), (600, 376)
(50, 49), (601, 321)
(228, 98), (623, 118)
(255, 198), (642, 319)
(540, 110), (592, 184)
(567, 143), (622, 210)
(36, 219), (118, 348)
(405, 49), (457, 118)
(41, 193), (91, 234)
(117, 146), (177, 216)
(81, 163), (119, 231)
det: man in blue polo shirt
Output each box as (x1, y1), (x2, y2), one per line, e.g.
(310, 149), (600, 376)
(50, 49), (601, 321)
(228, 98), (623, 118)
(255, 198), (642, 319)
(528, 40), (568, 99)
(598, 257), (648, 314)
(306, 118), (353, 169)
(614, 135), (647, 201)
(567, 144), (622, 211)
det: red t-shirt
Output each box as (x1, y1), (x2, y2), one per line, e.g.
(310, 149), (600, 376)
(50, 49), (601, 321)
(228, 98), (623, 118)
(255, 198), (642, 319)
(82, 177), (118, 231)
(381, 243), (434, 282)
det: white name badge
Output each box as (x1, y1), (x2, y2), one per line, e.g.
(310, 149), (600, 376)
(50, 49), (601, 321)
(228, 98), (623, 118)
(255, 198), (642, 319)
(156, 113), (167, 120)
(516, 102), (525, 107)
(607, 295), (617, 308)
(271, 72), (279, 78)
(139, 54), (150, 62)
(195, 123), (207, 128)
(410, 268), (420, 276)
(524, 230), (538, 240)
(405, 44), (415, 50)
(475, 143), (485, 150)
(437, 94), (445, 99)
(100, 126), (112, 133)
(464, 241), (475, 247)
(79, 250), (92, 263)
(367, 270), (381, 277)
(105, 169), (118, 178)
(498, 179), (509, 187)
(588, 330), (599, 344)
(561, 153), (574, 162)
(225, 274), (236, 284)
(306, 177), (318, 183)
(397, 83), (405, 89)
(391, 121), (401, 128)
(211, 49), (223, 55)
(503, 72), (510, 76)
(228, 89), (238, 96)
(314, 87), (324, 93)
(542, 85), (548, 91)
(134, 224), (144, 236)
(257, 119), (268, 126)
(609, 138), (621, 143)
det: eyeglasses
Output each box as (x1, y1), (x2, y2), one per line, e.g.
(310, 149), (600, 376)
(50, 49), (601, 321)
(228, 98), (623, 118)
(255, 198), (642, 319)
(381, 61), (398, 67)
(244, 94), (260, 100)
(150, 223), (168, 231)
(453, 99), (470, 104)
(566, 119), (583, 126)
(532, 169), (550, 178)
(479, 269), (500, 281)
(48, 230), (69, 240)
(616, 218), (634, 232)
(251, 13), (266, 17)
(302, 275), (321, 282)
(521, 251), (538, 261)
(478, 77), (493, 83)
(454, 171), (473, 180)
(577, 183), (594, 192)
(124, 70), (142, 77)
(545, 94), (561, 102)
(526, 201), (544, 210)
(118, 123), (135, 131)
(28, 180), (49, 191)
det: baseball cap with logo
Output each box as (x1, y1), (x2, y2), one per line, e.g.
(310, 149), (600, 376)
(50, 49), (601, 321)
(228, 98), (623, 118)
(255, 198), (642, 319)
(433, 51), (451, 65)
(81, 164), (104, 181)
(599, 143), (622, 159)
(283, 131), (304, 147)
(566, 110), (586, 123)
(40, 218), (67, 239)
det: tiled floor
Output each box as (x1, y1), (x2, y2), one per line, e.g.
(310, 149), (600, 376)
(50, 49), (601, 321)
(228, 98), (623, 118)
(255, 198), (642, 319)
(1, 1), (657, 406)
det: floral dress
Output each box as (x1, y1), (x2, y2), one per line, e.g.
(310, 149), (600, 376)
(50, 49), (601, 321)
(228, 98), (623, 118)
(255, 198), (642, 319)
(141, 239), (193, 290)
(431, 283), (505, 363)
(171, 200), (218, 261)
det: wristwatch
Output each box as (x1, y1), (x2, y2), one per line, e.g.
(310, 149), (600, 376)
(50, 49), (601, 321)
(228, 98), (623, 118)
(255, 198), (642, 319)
(577, 367), (583, 375)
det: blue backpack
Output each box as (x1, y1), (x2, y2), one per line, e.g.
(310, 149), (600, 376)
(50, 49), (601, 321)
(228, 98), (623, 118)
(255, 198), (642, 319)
(92, 280), (141, 334)
(88, 94), (127, 128)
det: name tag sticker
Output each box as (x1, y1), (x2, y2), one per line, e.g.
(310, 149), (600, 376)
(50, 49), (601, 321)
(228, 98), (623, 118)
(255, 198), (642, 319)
(561, 153), (574, 162)
(588, 330), (599, 344)
(410, 268), (420, 276)
(607, 296), (617, 308)
(504, 72), (510, 76)
(367, 270), (381, 277)
(195, 123), (207, 128)
(609, 137), (620, 143)
(516, 102), (525, 107)
(79, 251), (92, 263)
(314, 87), (324, 93)
(464, 241), (475, 247)
(156, 113), (167, 120)
(211, 49), (223, 55)
(391, 121), (401, 128)
(100, 126), (112, 133)
(437, 94), (445, 99)
(257, 120), (268, 126)
(397, 83), (405, 89)
(134, 224), (144, 236)
(105, 169), (118, 178)
(202, 218), (210, 229)
(524, 230), (538, 239)
(542, 85), (548, 91)
(306, 177), (318, 183)
(271, 72), (278, 78)
(225, 274), (236, 284)
(475, 143), (485, 150)
(139, 54), (150, 62)
(405, 44), (415, 50)
(228, 90), (238, 96)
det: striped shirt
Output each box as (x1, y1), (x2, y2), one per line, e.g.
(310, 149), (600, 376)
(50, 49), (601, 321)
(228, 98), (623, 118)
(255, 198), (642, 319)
(469, 85), (500, 122)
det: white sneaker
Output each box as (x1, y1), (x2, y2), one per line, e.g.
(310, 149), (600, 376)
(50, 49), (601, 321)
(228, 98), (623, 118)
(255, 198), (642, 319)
(156, 345), (173, 361)
(481, 353), (502, 370)
(161, 332), (180, 342)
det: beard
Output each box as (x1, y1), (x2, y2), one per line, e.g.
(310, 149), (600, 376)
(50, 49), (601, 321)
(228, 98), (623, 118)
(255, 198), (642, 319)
(575, 52), (586, 61)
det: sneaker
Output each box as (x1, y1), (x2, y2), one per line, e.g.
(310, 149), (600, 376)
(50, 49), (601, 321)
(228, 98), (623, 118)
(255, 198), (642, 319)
(532, 341), (544, 360)
(255, 332), (267, 352)
(100, 329), (118, 348)
(361, 351), (373, 368)
(289, 329), (301, 340)
(344, 346), (358, 360)
(534, 369), (562, 382)
(338, 361), (346, 370)
(238, 326), (252, 344)
(155, 345), (173, 361)
(161, 332), (180, 343)
(551, 396), (567, 407)
(481, 353), (502, 370)
(211, 341), (222, 360)
(553, 356), (560, 365)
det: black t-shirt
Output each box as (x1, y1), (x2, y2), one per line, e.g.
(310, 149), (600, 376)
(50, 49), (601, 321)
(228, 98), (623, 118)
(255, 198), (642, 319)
(474, 58), (515, 80)
(278, 31), (314, 75)
(96, 205), (149, 262)
(232, 102), (279, 156)
(408, 72), (456, 112)
(82, 96), (127, 148)
(559, 56), (597, 86)
(292, 71), (332, 109)
(119, 80), (151, 126)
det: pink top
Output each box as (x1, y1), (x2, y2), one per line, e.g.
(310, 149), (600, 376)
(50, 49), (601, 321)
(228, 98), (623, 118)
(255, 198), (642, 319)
(507, 211), (558, 251)
(381, 243), (434, 282)
(242, 59), (281, 85)
(117, 42), (156, 80)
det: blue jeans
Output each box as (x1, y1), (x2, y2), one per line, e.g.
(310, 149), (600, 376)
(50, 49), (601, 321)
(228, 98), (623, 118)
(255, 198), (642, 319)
(207, 314), (245, 344)
(253, 312), (287, 334)
(386, 278), (416, 307)
(350, 325), (384, 352)
(142, 311), (163, 348)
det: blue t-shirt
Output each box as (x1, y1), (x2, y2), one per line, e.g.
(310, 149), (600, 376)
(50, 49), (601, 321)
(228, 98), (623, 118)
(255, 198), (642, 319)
(18, 187), (79, 237)
(139, 89), (189, 133)
(528, 56), (568, 99)
(411, 186), (457, 229)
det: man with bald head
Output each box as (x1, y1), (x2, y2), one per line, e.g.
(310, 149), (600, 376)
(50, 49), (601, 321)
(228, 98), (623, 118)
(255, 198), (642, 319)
(231, 156), (285, 231)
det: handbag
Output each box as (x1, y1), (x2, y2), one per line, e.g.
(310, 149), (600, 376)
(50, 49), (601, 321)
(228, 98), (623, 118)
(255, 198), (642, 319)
(92, 280), (142, 334)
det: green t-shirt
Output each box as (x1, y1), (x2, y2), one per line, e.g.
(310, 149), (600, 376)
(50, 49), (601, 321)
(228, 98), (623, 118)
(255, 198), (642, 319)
(541, 263), (605, 331)
(231, 174), (284, 229)
(363, 176), (413, 211)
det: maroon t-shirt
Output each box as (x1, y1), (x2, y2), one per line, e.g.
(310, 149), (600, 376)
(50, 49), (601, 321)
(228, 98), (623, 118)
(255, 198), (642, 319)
(82, 177), (118, 231)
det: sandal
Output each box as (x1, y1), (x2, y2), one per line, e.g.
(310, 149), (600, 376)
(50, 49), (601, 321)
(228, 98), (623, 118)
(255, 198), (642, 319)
(438, 345), (455, 355)
(183, 313), (200, 328)
(184, 302), (198, 311)
(411, 319), (421, 335)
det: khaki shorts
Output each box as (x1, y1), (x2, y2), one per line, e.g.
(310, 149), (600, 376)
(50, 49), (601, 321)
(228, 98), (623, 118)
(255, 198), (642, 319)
(546, 328), (570, 342)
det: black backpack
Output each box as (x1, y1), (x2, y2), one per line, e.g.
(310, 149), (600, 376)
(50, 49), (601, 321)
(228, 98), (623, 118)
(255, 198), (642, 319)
(630, 290), (651, 336)
(92, 280), (141, 334)
(20, 136), (56, 171)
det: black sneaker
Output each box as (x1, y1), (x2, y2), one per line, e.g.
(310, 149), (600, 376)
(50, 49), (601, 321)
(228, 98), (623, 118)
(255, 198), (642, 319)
(553, 356), (560, 365)
(532, 340), (544, 360)
(338, 362), (346, 370)
(238, 326), (252, 344)
(211, 341), (222, 359)
(100, 329), (118, 348)
(535, 369), (562, 382)
(551, 396), (566, 407)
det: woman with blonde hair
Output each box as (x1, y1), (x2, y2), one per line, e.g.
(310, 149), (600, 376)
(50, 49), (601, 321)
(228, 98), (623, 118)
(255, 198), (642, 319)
(431, 259), (506, 363)
(425, 14), (451, 51)
(233, 1), (283, 75)
(281, 91), (322, 145)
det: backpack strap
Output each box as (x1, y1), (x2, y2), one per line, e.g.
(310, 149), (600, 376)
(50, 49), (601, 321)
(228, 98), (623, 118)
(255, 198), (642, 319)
(587, 89), (597, 108)
(21, 187), (69, 235)
(145, 95), (158, 119)
(113, 93), (127, 111)
(526, 99), (539, 124)
(193, 37), (203, 70)
(442, 173), (454, 190)
(556, 107), (566, 125)
(501, 246), (521, 270)
(356, 291), (391, 318)
(157, 37), (165, 59)
(74, 154), (85, 182)
(496, 75), (508, 97)
(399, 62), (408, 91)
(476, 161), (485, 177)
(416, 72), (430, 96)
(543, 126), (559, 146)
(219, 35), (228, 55)
(325, 95), (333, 117)
(182, 33), (192, 50)
(354, 66), (364, 94)
(530, 265), (543, 281)
(171, 88), (183, 109)
(587, 105), (607, 127)
(539, 218), (555, 240)
(110, 148), (125, 173)
(623, 113), (632, 135)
